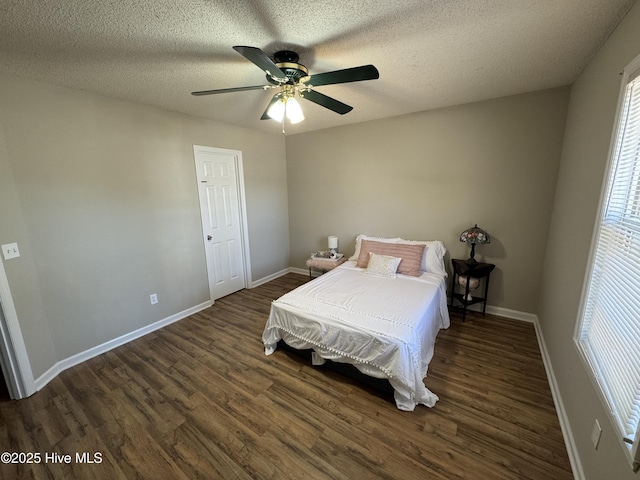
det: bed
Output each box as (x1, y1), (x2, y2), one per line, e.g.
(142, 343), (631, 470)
(262, 235), (450, 411)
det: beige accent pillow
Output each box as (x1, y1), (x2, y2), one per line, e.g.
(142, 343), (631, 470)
(364, 253), (402, 278)
(356, 239), (426, 277)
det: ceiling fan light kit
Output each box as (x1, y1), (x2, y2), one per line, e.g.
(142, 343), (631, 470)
(268, 97), (304, 124)
(266, 85), (305, 125)
(192, 45), (379, 132)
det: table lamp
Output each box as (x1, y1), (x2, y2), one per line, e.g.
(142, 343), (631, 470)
(328, 236), (338, 255)
(459, 224), (490, 266)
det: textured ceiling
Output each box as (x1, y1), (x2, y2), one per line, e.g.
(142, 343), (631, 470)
(0, 0), (636, 135)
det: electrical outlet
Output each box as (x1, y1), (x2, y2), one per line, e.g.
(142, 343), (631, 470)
(1, 242), (20, 260)
(149, 293), (158, 305)
(591, 419), (602, 449)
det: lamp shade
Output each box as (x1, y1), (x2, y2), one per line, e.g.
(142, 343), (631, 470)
(267, 98), (286, 122)
(328, 236), (338, 249)
(285, 97), (305, 124)
(459, 224), (490, 245)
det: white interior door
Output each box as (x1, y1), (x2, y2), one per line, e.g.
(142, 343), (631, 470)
(194, 146), (248, 301)
(0, 260), (35, 399)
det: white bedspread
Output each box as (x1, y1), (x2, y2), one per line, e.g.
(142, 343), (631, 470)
(262, 261), (450, 411)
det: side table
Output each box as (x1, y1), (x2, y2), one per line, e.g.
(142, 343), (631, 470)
(306, 256), (347, 279)
(450, 259), (495, 321)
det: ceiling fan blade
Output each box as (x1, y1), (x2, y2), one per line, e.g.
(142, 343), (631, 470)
(302, 64), (379, 88)
(233, 46), (288, 83)
(260, 94), (281, 120)
(191, 85), (268, 96)
(301, 90), (353, 115)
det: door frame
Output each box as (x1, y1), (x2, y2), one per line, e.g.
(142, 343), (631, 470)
(0, 258), (36, 399)
(193, 145), (252, 302)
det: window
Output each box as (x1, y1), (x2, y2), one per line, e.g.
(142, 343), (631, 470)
(576, 54), (640, 472)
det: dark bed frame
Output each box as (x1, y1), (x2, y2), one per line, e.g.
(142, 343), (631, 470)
(277, 340), (395, 397)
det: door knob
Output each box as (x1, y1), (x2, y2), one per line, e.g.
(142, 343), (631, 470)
(207, 235), (212, 241)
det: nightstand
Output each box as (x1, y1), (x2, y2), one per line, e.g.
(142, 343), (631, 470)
(450, 259), (495, 321)
(306, 255), (347, 278)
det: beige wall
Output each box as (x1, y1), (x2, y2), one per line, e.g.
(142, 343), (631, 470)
(0, 73), (289, 378)
(286, 87), (569, 314)
(0, 119), (57, 376)
(538, 2), (640, 479)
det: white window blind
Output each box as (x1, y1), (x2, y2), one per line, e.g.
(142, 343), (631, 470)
(577, 59), (640, 472)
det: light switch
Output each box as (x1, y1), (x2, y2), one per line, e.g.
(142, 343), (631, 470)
(591, 419), (602, 449)
(2, 242), (20, 260)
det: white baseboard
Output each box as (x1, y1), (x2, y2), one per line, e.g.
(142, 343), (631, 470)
(288, 267), (309, 276)
(34, 300), (212, 391)
(251, 267), (309, 287)
(449, 299), (538, 323)
(250, 268), (294, 288)
(483, 304), (538, 323)
(532, 318), (584, 480)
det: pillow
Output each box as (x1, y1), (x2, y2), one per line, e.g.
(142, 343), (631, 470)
(364, 253), (402, 278)
(356, 239), (425, 277)
(398, 238), (448, 276)
(349, 234), (399, 261)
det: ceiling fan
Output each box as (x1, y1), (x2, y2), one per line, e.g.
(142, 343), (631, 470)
(192, 46), (379, 130)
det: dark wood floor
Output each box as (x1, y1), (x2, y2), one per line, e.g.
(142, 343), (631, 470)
(0, 273), (573, 479)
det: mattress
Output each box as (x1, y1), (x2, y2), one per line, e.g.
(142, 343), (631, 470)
(262, 261), (450, 411)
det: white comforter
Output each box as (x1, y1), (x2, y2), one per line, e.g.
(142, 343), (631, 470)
(262, 261), (450, 411)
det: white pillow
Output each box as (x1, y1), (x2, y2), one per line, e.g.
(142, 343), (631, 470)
(364, 253), (402, 278)
(398, 238), (448, 276)
(349, 234), (399, 261)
